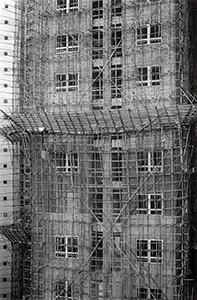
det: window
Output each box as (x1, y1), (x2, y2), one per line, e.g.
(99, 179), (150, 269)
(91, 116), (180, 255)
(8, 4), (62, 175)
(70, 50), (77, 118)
(3, 295), (7, 298)
(91, 281), (103, 299)
(92, 1), (103, 20)
(137, 0), (160, 2)
(3, 245), (7, 249)
(137, 66), (161, 86)
(138, 194), (162, 214)
(56, 74), (78, 92)
(55, 281), (77, 300)
(92, 231), (103, 268)
(56, 34), (78, 53)
(3, 213), (8, 217)
(138, 288), (162, 299)
(4, 20), (8, 24)
(111, 64), (122, 101)
(3, 164), (7, 168)
(93, 189), (103, 222)
(92, 67), (103, 109)
(112, 152), (122, 181)
(137, 24), (161, 44)
(92, 152), (103, 183)
(3, 180), (7, 184)
(4, 52), (8, 56)
(111, 0), (122, 17)
(54, 152), (78, 172)
(5, 5), (9, 8)
(55, 236), (79, 258)
(57, 0), (78, 12)
(4, 36), (8, 40)
(137, 240), (162, 263)
(137, 150), (162, 172)
(111, 24), (122, 57)
(92, 26), (103, 59)
(4, 84), (8, 88)
(3, 148), (8, 152)
(113, 233), (122, 268)
(4, 68), (8, 72)
(3, 278), (7, 282)
(3, 262), (7, 265)
(3, 197), (7, 201)
(4, 99), (8, 103)
(55, 280), (65, 299)
(112, 189), (122, 222)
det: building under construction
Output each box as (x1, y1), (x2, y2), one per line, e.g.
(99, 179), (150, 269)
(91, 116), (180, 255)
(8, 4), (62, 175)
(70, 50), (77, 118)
(0, 0), (197, 299)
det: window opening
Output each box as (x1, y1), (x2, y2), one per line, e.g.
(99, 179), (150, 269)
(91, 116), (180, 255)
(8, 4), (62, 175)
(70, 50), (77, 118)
(92, 26), (103, 59)
(93, 189), (103, 222)
(137, 240), (162, 263)
(138, 194), (162, 214)
(113, 232), (122, 268)
(92, 1), (103, 20)
(111, 0), (122, 17)
(55, 236), (79, 258)
(57, 34), (78, 53)
(111, 64), (122, 104)
(92, 67), (103, 109)
(138, 288), (162, 299)
(56, 74), (78, 92)
(111, 24), (122, 57)
(55, 152), (78, 172)
(137, 66), (161, 86)
(55, 280), (65, 299)
(137, 150), (162, 172)
(112, 189), (122, 222)
(92, 152), (103, 184)
(57, 0), (78, 12)
(112, 152), (122, 181)
(92, 231), (103, 268)
(137, 24), (161, 44)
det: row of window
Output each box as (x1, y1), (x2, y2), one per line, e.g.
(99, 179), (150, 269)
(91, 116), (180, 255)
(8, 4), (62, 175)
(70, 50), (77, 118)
(55, 282), (162, 300)
(53, 150), (163, 174)
(56, 0), (160, 15)
(55, 235), (163, 263)
(57, 0), (122, 16)
(55, 65), (161, 94)
(56, 24), (161, 55)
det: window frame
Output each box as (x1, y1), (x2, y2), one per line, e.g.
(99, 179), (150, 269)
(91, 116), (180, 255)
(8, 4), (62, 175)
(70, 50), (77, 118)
(92, 26), (103, 59)
(138, 193), (163, 215)
(111, 0), (122, 17)
(137, 239), (163, 263)
(136, 66), (161, 86)
(55, 280), (77, 300)
(57, 0), (78, 12)
(112, 150), (123, 181)
(137, 150), (163, 172)
(56, 34), (78, 53)
(56, 74), (79, 92)
(55, 235), (79, 258)
(91, 231), (103, 268)
(112, 188), (122, 222)
(111, 23), (122, 57)
(92, 67), (103, 109)
(111, 64), (122, 99)
(92, 188), (103, 222)
(138, 287), (162, 299)
(137, 24), (161, 45)
(92, 0), (103, 20)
